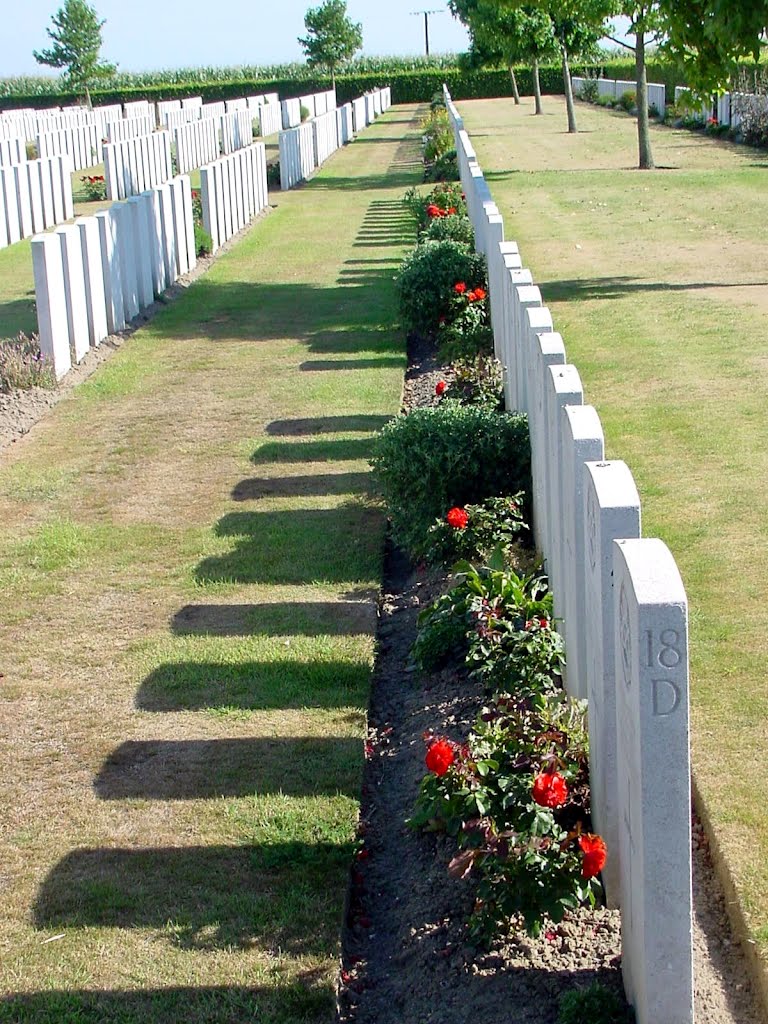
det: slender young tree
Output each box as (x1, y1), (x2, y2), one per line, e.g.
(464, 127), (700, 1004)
(450, 0), (557, 114)
(487, 0), (613, 131)
(298, 0), (363, 88)
(33, 0), (115, 109)
(604, 4), (663, 169)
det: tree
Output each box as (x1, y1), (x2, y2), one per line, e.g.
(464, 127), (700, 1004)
(450, 0), (557, 114)
(605, 3), (663, 169)
(33, 0), (115, 109)
(659, 1), (768, 94)
(547, 0), (610, 132)
(298, 0), (363, 88)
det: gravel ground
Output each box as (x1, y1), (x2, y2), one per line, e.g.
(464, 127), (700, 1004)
(337, 334), (765, 1024)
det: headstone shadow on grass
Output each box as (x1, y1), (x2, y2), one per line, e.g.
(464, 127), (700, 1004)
(34, 841), (354, 954)
(136, 656), (370, 712)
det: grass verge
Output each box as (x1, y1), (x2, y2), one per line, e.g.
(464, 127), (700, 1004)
(0, 106), (423, 1022)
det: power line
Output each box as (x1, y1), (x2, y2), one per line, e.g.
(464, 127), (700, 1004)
(410, 9), (443, 57)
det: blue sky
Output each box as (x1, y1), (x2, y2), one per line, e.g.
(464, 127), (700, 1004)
(1, 0), (473, 78)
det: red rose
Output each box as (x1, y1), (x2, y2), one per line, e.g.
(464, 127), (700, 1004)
(472, 287), (487, 301)
(531, 771), (568, 808)
(454, 282), (467, 294)
(426, 738), (455, 775)
(435, 380), (447, 396)
(447, 206), (457, 214)
(446, 507), (469, 529)
(426, 203), (440, 218)
(579, 834), (607, 879)
(539, 617), (549, 628)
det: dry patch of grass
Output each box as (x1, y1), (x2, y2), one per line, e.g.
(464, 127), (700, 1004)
(459, 94), (768, 957)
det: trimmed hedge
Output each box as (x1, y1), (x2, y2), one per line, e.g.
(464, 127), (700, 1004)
(0, 60), (691, 113)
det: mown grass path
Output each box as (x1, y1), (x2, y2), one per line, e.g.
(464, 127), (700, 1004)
(0, 106), (422, 1023)
(460, 95), (768, 971)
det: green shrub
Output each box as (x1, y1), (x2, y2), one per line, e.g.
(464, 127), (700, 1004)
(425, 494), (529, 567)
(439, 354), (503, 409)
(0, 333), (56, 392)
(403, 182), (466, 236)
(578, 77), (599, 103)
(618, 90), (636, 112)
(396, 240), (486, 337)
(300, 104), (310, 122)
(596, 94), (615, 108)
(558, 983), (632, 1024)
(423, 212), (474, 246)
(194, 222), (213, 256)
(424, 149), (459, 183)
(267, 160), (281, 189)
(421, 107), (453, 162)
(437, 286), (494, 362)
(370, 403), (530, 558)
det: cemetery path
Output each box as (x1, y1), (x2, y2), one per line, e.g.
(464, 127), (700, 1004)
(0, 106), (420, 1024)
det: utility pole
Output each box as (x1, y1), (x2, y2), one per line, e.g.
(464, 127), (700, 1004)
(411, 9), (442, 57)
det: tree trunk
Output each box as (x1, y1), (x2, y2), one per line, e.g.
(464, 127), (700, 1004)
(84, 84), (92, 111)
(509, 65), (521, 105)
(562, 47), (577, 133)
(635, 30), (654, 168)
(532, 58), (543, 115)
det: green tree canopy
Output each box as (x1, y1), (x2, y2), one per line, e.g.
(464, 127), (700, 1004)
(659, 0), (768, 94)
(298, 0), (363, 86)
(33, 0), (115, 107)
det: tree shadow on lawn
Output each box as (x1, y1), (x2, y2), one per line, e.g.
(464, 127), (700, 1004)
(0, 981), (333, 1024)
(541, 274), (768, 303)
(34, 840), (354, 954)
(93, 737), (361, 800)
(194, 506), (382, 586)
(137, 655), (371, 712)
(171, 600), (375, 637)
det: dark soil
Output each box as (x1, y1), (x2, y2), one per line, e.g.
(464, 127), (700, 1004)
(337, 334), (765, 1024)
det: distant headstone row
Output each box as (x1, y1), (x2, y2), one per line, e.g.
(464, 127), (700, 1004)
(445, 84), (692, 1024)
(200, 141), (269, 252)
(571, 76), (666, 113)
(0, 155), (74, 249)
(31, 175), (196, 379)
(278, 88), (391, 191)
(103, 131), (173, 201)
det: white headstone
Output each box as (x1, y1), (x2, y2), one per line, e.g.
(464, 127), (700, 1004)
(75, 215), (108, 346)
(126, 195), (154, 309)
(55, 224), (90, 362)
(95, 208), (125, 333)
(613, 537), (693, 1024)
(31, 233), (72, 379)
(583, 459), (641, 905)
(559, 404), (604, 698)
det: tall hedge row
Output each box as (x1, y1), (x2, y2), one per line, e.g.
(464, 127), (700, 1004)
(0, 60), (689, 113)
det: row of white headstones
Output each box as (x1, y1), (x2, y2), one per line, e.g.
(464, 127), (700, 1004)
(279, 89), (391, 191)
(443, 85), (693, 1024)
(29, 86), (394, 380)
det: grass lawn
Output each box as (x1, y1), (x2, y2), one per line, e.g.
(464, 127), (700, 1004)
(0, 106), (423, 1022)
(458, 95), (768, 960)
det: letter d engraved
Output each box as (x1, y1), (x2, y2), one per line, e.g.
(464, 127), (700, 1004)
(652, 678), (681, 717)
